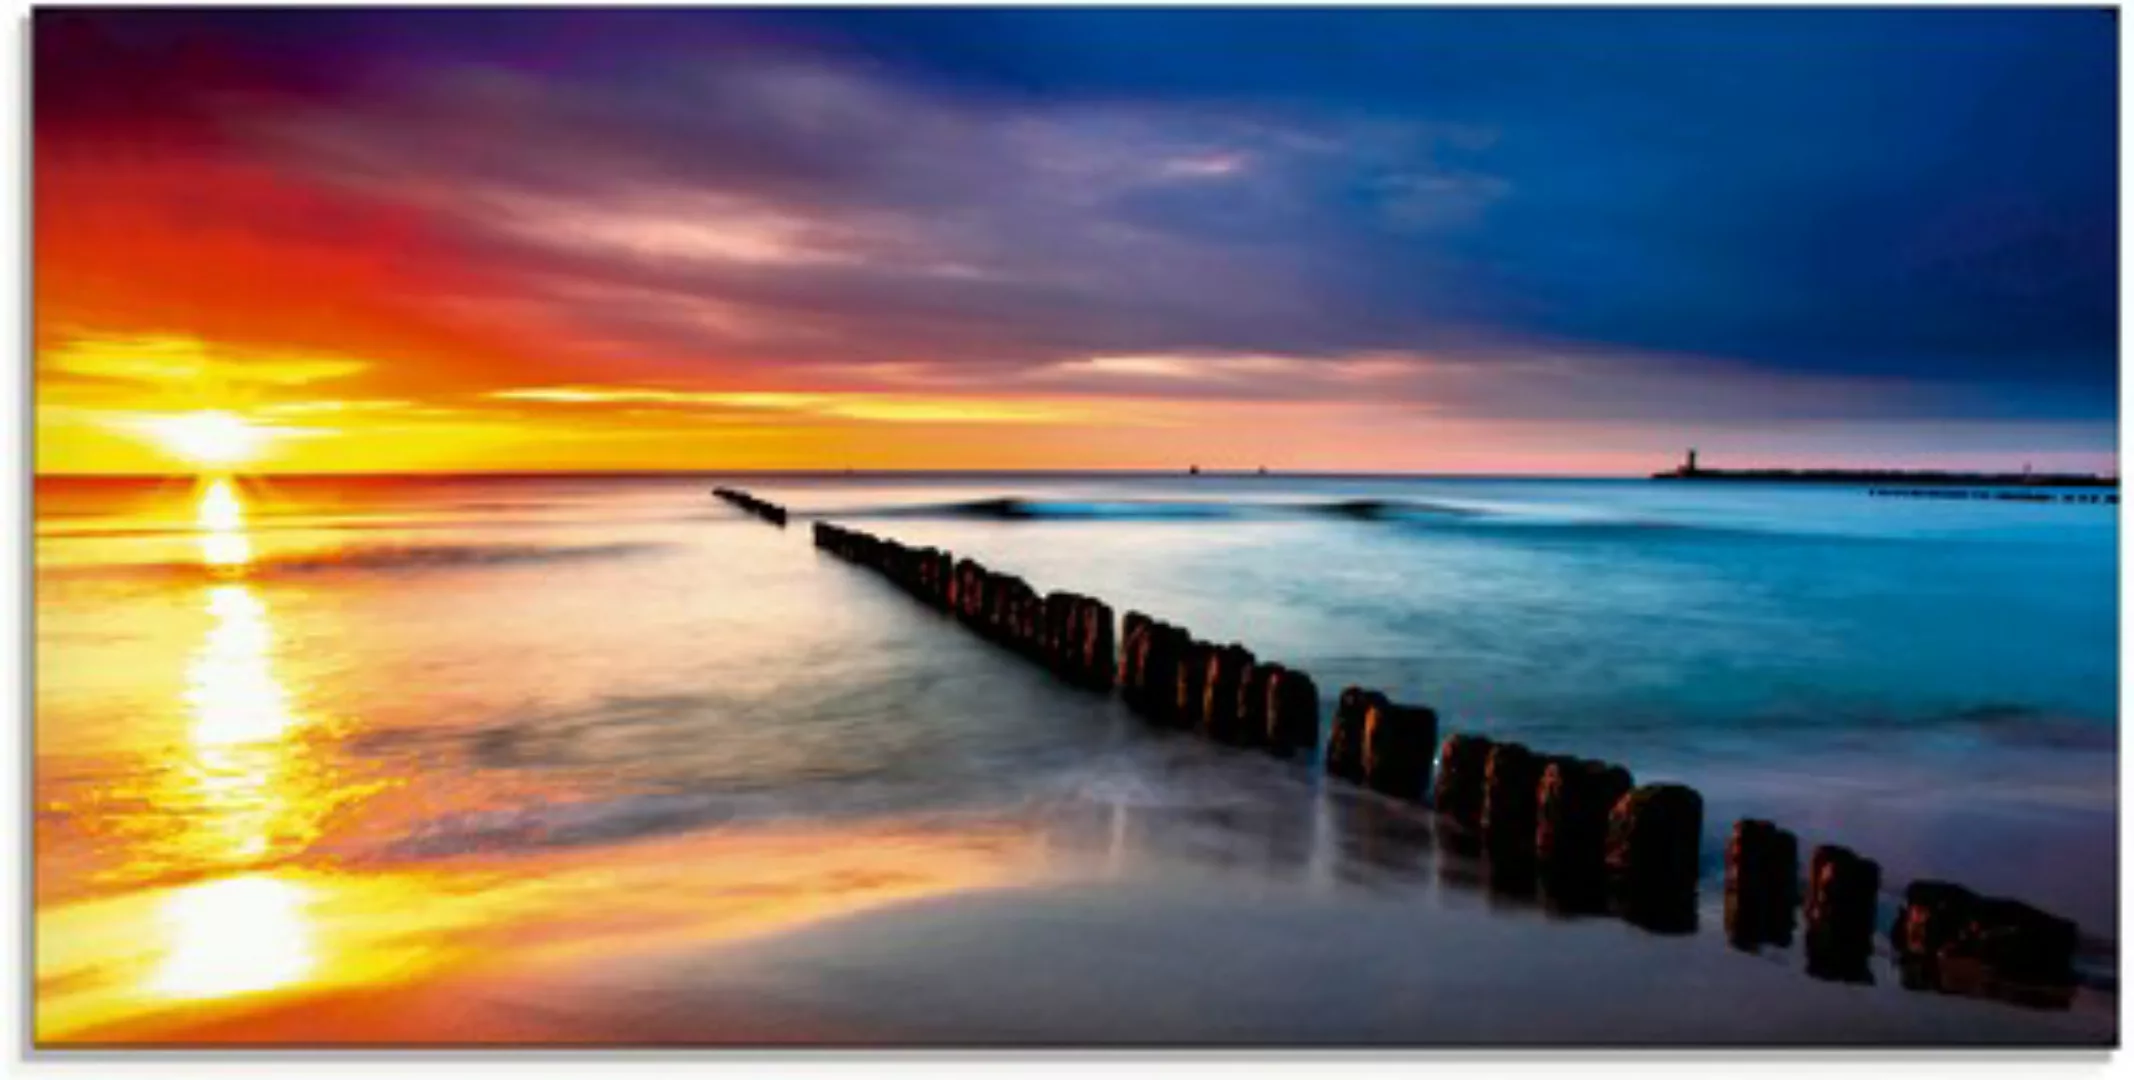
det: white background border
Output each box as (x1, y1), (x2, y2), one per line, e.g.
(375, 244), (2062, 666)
(5, 0), (2125, 1075)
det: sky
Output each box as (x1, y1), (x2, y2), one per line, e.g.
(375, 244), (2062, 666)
(34, 8), (2120, 475)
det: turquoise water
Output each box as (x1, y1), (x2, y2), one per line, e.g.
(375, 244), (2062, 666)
(35, 473), (2119, 947)
(813, 474), (2118, 734)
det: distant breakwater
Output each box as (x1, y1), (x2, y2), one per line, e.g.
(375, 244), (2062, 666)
(1868, 487), (2116, 505)
(717, 487), (2088, 1012)
(1655, 466), (2117, 492)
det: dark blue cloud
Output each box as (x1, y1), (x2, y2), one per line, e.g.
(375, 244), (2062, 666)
(764, 9), (2118, 397)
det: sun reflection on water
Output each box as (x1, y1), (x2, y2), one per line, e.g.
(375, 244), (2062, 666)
(39, 477), (1043, 1042)
(145, 479), (327, 1002)
(196, 476), (252, 569)
(186, 585), (296, 748)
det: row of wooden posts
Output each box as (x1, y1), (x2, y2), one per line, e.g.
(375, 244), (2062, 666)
(713, 486), (789, 526)
(727, 491), (2082, 1009)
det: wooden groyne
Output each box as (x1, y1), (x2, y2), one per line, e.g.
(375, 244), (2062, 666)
(813, 521), (1115, 689)
(713, 486), (2087, 1010)
(1868, 487), (2116, 504)
(712, 486), (789, 527)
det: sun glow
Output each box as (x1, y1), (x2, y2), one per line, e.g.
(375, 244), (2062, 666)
(141, 411), (272, 467)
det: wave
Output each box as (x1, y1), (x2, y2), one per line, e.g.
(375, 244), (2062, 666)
(1305, 498), (1484, 521)
(1302, 499), (1805, 541)
(1437, 517), (1821, 545)
(804, 494), (1795, 541)
(819, 497), (1249, 521)
(816, 495), (1486, 523)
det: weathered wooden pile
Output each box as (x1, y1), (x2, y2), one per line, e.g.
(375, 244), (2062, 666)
(1888, 877), (2082, 1007)
(1117, 614), (1321, 756)
(753, 493), (2086, 1008)
(814, 522), (1115, 689)
(713, 486), (788, 527)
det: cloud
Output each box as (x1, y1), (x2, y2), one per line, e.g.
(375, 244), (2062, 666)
(486, 385), (1124, 425)
(45, 333), (366, 389)
(257, 398), (421, 416)
(232, 56), (1520, 382)
(33, 8), (2117, 459)
(1153, 152), (1250, 181)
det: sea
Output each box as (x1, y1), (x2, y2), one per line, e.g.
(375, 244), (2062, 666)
(31, 472), (2121, 1043)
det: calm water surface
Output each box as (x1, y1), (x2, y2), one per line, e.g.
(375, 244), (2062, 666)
(32, 473), (2119, 1041)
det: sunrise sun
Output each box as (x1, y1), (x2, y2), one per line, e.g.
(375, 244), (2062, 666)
(138, 411), (272, 467)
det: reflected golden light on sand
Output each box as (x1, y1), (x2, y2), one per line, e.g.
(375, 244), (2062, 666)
(149, 875), (317, 999)
(36, 868), (403, 1042)
(37, 823), (1037, 1044)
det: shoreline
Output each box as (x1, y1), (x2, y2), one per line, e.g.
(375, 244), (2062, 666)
(49, 874), (2116, 1049)
(36, 780), (2120, 1048)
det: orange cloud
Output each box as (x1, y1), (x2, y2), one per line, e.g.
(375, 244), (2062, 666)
(487, 385), (1124, 426)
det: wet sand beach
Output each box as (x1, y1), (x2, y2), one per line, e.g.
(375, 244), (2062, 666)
(43, 769), (2117, 1047)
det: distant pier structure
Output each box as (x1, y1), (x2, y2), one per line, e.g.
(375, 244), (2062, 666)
(1656, 448), (1702, 478)
(1652, 452), (2116, 503)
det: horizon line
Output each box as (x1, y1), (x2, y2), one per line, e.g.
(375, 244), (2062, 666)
(31, 465), (2121, 484)
(32, 466), (1651, 482)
